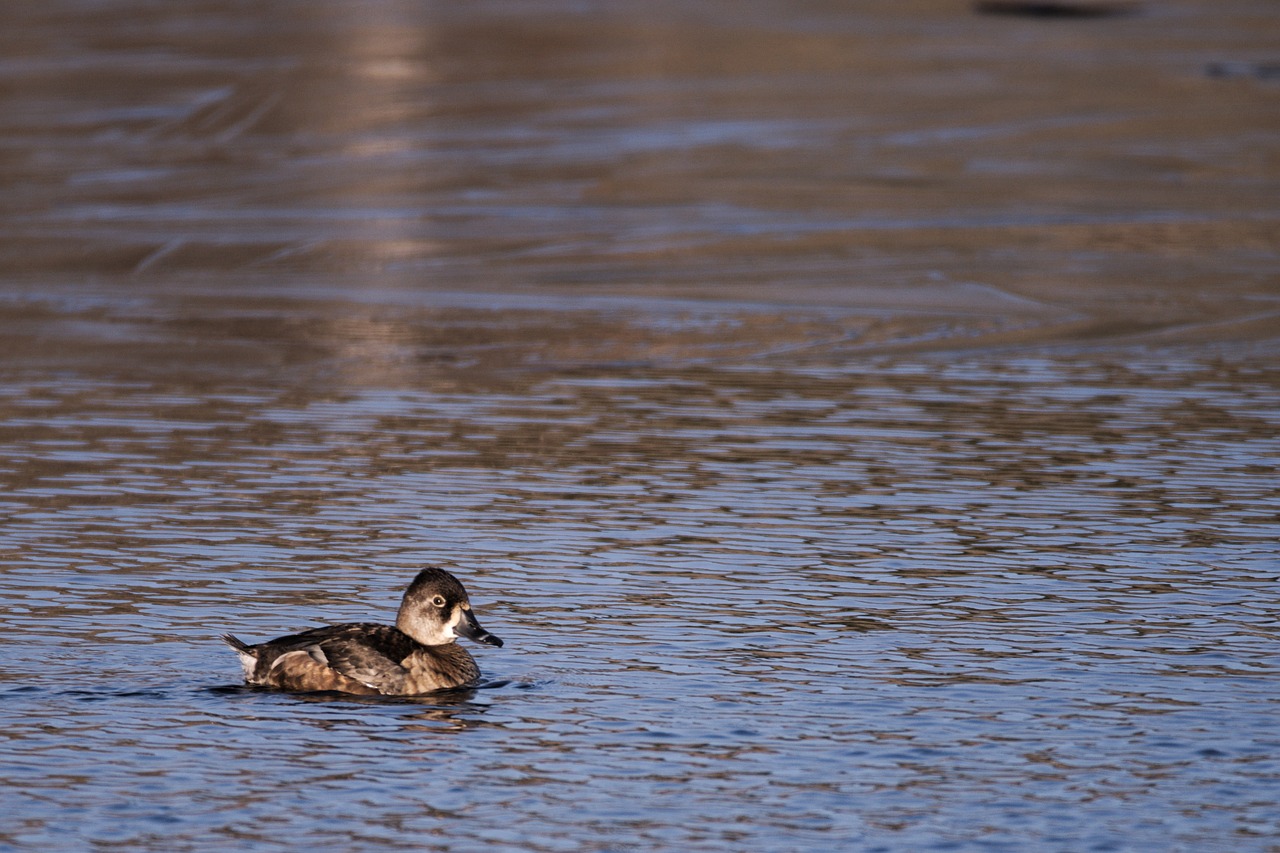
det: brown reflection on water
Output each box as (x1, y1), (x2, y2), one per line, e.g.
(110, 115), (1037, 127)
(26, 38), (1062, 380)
(1, 0), (1276, 352)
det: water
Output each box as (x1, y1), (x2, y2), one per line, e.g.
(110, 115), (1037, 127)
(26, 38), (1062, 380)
(2, 1), (1279, 851)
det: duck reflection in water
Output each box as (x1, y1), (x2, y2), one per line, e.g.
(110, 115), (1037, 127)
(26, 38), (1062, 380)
(222, 567), (503, 696)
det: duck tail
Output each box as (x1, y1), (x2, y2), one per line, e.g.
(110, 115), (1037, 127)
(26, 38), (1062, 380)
(220, 633), (252, 653)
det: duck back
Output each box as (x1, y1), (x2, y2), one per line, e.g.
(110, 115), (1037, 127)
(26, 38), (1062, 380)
(222, 622), (481, 695)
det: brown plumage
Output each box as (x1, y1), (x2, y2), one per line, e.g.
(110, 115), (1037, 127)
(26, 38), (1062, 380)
(222, 567), (503, 695)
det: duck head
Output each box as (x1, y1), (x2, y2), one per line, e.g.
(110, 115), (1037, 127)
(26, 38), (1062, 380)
(396, 567), (504, 648)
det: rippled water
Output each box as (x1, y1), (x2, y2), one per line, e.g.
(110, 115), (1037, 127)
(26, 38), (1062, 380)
(4, 315), (1278, 850)
(2, 0), (1279, 851)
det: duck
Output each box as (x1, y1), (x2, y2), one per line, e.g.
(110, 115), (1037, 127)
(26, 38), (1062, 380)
(221, 567), (503, 696)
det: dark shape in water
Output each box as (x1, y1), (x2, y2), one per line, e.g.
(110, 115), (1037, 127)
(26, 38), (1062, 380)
(221, 567), (503, 696)
(974, 1), (1139, 17)
(1205, 61), (1280, 82)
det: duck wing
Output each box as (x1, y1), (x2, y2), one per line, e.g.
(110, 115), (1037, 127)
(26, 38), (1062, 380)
(313, 625), (421, 693)
(248, 623), (420, 694)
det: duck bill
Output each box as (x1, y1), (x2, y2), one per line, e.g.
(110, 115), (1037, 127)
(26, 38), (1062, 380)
(456, 608), (503, 647)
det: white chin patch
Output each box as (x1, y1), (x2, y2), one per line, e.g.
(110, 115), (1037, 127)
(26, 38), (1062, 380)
(442, 609), (464, 639)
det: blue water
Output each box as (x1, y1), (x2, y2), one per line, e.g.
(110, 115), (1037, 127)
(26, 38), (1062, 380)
(2, 345), (1278, 851)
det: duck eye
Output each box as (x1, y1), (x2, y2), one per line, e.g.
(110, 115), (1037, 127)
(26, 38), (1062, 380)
(431, 595), (447, 608)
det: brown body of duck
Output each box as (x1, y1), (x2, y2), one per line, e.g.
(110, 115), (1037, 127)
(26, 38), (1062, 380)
(222, 567), (503, 696)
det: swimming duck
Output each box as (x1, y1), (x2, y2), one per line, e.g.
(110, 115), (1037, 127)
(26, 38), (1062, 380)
(221, 567), (503, 695)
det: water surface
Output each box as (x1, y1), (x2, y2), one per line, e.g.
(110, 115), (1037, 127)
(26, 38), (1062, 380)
(1, 1), (1278, 851)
